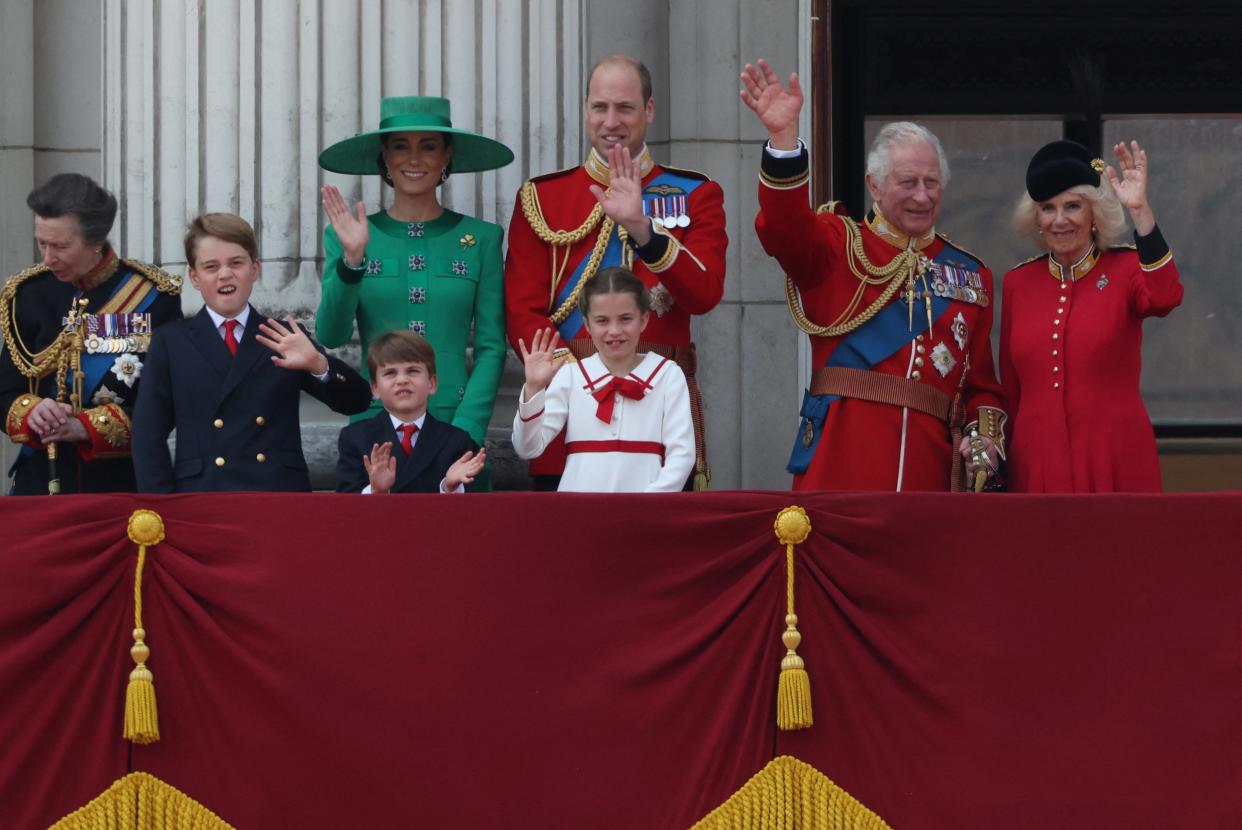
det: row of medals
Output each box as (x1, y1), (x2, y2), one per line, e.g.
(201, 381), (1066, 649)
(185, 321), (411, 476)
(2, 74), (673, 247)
(643, 195), (692, 229)
(928, 262), (988, 307)
(84, 313), (154, 354)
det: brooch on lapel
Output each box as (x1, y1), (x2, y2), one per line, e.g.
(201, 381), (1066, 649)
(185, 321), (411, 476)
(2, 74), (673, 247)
(460, 233), (476, 249)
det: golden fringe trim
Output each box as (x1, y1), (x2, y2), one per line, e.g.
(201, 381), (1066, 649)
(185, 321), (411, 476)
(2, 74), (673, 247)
(690, 756), (893, 830)
(125, 509), (166, 744)
(49, 772), (235, 830)
(784, 214), (924, 339)
(518, 179), (616, 324)
(774, 506), (813, 731)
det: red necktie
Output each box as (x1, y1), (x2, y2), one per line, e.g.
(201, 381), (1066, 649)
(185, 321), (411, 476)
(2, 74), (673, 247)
(398, 423), (419, 455)
(223, 319), (240, 357)
(591, 376), (647, 423)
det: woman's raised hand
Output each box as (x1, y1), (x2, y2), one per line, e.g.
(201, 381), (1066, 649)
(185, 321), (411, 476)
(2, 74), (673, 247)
(321, 184), (370, 266)
(740, 58), (804, 150)
(517, 327), (567, 397)
(1105, 140), (1156, 236)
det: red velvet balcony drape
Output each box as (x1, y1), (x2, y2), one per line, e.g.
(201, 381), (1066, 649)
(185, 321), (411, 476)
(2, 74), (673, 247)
(2, 492), (1239, 829)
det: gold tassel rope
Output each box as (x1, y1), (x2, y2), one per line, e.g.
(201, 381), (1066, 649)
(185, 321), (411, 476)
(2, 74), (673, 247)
(124, 509), (165, 744)
(49, 771), (235, 830)
(689, 755), (893, 830)
(774, 506), (813, 730)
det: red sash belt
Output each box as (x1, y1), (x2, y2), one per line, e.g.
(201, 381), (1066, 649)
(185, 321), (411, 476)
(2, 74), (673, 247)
(566, 440), (665, 462)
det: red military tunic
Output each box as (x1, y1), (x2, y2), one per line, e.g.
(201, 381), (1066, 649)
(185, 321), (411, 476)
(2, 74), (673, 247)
(1000, 232), (1182, 492)
(756, 146), (1004, 491)
(504, 145), (727, 476)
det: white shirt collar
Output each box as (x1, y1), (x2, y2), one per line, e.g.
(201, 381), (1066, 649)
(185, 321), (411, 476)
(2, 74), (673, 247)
(388, 411), (427, 430)
(205, 304), (251, 334)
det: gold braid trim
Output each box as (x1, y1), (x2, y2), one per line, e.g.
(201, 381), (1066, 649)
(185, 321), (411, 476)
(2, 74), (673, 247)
(123, 258), (183, 294)
(519, 180), (614, 324)
(1, 265), (73, 380)
(690, 755), (892, 830)
(49, 771), (234, 830)
(85, 403), (131, 453)
(519, 180), (604, 246)
(785, 212), (924, 338)
(546, 215), (615, 324)
(6, 394), (41, 442)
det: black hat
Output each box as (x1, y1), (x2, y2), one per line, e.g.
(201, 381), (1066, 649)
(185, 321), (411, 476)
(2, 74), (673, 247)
(1025, 140), (1105, 202)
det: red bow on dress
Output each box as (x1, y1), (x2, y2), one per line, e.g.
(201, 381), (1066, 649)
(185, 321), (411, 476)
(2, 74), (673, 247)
(591, 376), (648, 423)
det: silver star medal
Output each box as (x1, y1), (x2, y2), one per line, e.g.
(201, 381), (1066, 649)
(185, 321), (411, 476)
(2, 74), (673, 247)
(931, 342), (956, 377)
(649, 282), (675, 317)
(951, 312), (968, 350)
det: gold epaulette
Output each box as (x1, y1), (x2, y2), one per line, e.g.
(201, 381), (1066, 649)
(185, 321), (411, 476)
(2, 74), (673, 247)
(124, 259), (183, 295)
(0, 264), (68, 380)
(1109, 242), (1138, 251)
(935, 232), (987, 268)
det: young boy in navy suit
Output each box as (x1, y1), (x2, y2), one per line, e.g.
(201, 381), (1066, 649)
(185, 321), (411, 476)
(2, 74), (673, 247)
(133, 213), (372, 492)
(336, 331), (484, 494)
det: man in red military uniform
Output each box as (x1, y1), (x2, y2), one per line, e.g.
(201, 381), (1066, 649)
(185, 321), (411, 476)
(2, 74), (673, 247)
(742, 59), (1005, 492)
(505, 53), (727, 490)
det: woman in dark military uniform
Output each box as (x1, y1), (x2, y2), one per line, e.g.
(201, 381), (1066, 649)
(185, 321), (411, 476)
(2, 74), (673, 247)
(1, 173), (182, 495)
(316, 97), (513, 466)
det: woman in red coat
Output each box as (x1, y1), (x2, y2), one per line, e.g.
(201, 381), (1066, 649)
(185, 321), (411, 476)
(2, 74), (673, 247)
(1000, 139), (1182, 492)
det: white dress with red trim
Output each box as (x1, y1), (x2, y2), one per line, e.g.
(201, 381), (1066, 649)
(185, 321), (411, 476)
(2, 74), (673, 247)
(512, 352), (694, 492)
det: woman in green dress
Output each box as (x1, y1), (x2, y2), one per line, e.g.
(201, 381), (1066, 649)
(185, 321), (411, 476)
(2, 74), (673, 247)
(317, 96), (513, 455)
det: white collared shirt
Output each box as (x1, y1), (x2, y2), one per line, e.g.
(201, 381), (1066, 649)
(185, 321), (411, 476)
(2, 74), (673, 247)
(204, 304), (251, 342)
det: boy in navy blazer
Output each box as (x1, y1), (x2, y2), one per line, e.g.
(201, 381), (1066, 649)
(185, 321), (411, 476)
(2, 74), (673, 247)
(133, 213), (372, 492)
(336, 331), (484, 494)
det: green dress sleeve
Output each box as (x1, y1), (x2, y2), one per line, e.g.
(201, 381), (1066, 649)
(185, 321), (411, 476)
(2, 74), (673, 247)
(450, 221), (506, 444)
(316, 224), (364, 349)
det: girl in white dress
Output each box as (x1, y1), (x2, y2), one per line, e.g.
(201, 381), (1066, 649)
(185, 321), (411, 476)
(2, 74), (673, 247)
(512, 267), (694, 492)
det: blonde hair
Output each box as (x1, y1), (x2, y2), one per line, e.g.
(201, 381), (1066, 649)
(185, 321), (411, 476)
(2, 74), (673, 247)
(1011, 183), (1127, 250)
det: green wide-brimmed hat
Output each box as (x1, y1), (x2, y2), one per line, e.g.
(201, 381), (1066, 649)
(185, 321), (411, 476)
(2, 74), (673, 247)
(318, 96), (514, 175)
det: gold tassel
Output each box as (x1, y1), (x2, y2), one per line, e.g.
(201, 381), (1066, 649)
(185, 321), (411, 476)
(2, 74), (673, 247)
(124, 509), (165, 744)
(774, 506), (813, 731)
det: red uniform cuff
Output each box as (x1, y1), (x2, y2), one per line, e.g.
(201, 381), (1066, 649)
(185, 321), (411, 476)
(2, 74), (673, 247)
(5, 394), (46, 450)
(77, 404), (132, 460)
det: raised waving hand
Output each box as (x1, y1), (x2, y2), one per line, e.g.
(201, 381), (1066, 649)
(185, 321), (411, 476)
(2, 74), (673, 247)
(321, 184), (370, 267)
(740, 58), (804, 151)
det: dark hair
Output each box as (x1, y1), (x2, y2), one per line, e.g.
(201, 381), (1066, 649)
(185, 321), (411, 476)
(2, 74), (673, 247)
(367, 330), (437, 378)
(377, 132), (454, 187)
(184, 213), (259, 266)
(586, 54), (653, 104)
(26, 173), (118, 244)
(577, 266), (651, 317)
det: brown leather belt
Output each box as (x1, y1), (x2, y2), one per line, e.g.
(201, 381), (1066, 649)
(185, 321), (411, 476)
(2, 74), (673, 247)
(566, 338), (708, 488)
(810, 366), (952, 423)
(810, 365), (970, 492)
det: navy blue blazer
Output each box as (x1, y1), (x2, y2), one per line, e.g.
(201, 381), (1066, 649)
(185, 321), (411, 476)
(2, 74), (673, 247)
(133, 306), (372, 492)
(335, 410), (476, 494)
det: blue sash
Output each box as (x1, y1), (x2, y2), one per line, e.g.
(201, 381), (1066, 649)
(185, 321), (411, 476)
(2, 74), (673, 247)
(553, 170), (704, 340)
(787, 241), (981, 474)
